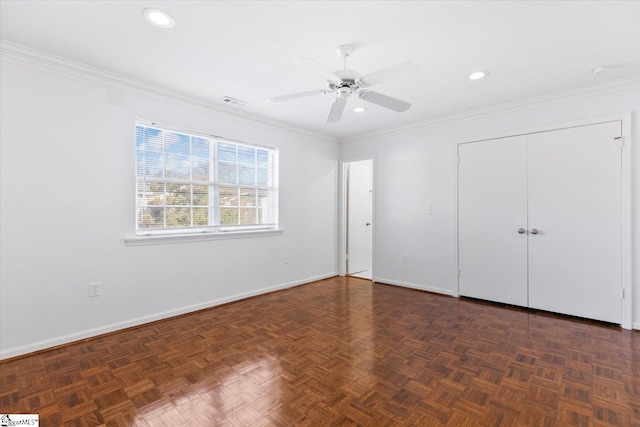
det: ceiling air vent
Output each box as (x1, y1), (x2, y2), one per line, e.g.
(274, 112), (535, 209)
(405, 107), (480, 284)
(219, 96), (248, 107)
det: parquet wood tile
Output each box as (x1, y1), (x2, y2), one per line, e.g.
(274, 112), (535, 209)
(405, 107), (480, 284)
(1, 276), (639, 426)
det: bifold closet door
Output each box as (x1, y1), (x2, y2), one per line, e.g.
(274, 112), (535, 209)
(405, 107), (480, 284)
(458, 135), (528, 307)
(527, 122), (622, 323)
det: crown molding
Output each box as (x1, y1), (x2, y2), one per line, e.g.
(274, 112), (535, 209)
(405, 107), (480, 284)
(341, 74), (640, 145)
(0, 40), (338, 145)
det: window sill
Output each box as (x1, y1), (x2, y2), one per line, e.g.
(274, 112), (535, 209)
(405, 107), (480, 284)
(124, 228), (284, 246)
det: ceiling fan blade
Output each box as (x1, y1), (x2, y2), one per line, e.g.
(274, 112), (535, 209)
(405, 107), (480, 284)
(293, 57), (337, 82)
(592, 62), (638, 74)
(360, 91), (411, 112)
(267, 90), (326, 103)
(358, 61), (419, 87)
(326, 97), (347, 122)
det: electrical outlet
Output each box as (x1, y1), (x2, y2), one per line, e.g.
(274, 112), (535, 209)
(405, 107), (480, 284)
(283, 255), (289, 265)
(402, 253), (409, 263)
(89, 282), (101, 297)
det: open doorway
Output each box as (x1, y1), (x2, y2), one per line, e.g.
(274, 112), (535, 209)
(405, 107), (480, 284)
(343, 158), (373, 280)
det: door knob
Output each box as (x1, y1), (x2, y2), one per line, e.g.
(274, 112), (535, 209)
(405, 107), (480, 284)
(366, 223), (371, 226)
(517, 228), (526, 234)
(531, 228), (539, 235)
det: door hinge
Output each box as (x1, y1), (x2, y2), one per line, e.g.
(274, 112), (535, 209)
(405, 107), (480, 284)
(457, 156), (461, 165)
(458, 269), (461, 277)
(622, 288), (626, 299)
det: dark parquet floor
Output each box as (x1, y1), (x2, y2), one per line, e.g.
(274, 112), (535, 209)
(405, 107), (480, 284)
(0, 276), (638, 426)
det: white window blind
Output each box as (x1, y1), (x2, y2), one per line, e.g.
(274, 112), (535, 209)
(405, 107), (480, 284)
(135, 123), (278, 235)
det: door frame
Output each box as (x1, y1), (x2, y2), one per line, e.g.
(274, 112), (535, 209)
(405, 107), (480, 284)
(339, 155), (376, 279)
(456, 113), (633, 329)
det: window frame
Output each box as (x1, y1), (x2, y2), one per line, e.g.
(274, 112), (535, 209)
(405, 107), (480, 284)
(132, 121), (280, 241)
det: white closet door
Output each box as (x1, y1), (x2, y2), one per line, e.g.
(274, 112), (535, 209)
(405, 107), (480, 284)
(458, 136), (529, 307)
(528, 122), (622, 323)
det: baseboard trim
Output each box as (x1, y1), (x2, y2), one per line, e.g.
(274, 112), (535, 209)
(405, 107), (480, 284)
(0, 272), (338, 361)
(633, 322), (640, 330)
(374, 278), (457, 297)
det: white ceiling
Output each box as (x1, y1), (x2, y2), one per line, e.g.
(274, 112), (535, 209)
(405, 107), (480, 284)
(2, 1), (639, 140)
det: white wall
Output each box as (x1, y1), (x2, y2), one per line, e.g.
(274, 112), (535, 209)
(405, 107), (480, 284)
(340, 85), (640, 325)
(0, 56), (339, 358)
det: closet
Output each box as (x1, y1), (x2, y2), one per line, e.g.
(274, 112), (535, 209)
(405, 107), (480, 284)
(458, 121), (622, 324)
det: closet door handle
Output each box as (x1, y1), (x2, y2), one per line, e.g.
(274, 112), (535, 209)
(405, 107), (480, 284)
(531, 228), (539, 235)
(517, 228), (526, 234)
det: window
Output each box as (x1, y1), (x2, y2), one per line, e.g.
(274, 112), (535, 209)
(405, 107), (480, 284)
(135, 123), (278, 235)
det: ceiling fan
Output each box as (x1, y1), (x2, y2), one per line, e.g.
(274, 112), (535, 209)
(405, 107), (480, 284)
(267, 45), (419, 123)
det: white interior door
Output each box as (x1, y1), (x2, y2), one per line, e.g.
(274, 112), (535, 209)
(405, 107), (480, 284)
(527, 122), (622, 323)
(458, 136), (529, 306)
(347, 160), (373, 275)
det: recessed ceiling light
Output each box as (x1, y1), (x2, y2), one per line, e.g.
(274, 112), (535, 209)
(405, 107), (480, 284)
(469, 70), (489, 80)
(354, 106), (367, 113)
(143, 8), (175, 28)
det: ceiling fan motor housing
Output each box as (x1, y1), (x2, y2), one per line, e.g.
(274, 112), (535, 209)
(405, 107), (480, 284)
(334, 69), (359, 82)
(337, 86), (353, 98)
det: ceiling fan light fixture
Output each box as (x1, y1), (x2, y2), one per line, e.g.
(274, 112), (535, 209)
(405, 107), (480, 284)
(143, 8), (175, 28)
(469, 70), (489, 80)
(354, 106), (367, 113)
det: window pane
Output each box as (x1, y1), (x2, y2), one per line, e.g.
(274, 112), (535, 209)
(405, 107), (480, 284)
(218, 163), (237, 184)
(258, 189), (268, 205)
(218, 142), (236, 162)
(220, 208), (238, 225)
(148, 181), (165, 197)
(166, 183), (190, 206)
(239, 208), (256, 224)
(238, 146), (255, 165)
(258, 189), (269, 223)
(257, 168), (269, 185)
(136, 149), (144, 177)
(193, 207), (208, 226)
(137, 181), (165, 206)
(238, 166), (255, 185)
(191, 158), (209, 181)
(193, 185), (209, 206)
(257, 208), (268, 224)
(144, 127), (163, 152)
(145, 151), (163, 178)
(165, 154), (190, 180)
(136, 181), (145, 206)
(257, 149), (269, 167)
(239, 188), (256, 206)
(219, 187), (238, 207)
(167, 207), (191, 227)
(192, 137), (209, 158)
(138, 207), (164, 228)
(136, 125), (144, 150)
(165, 132), (190, 155)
